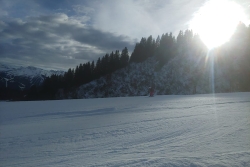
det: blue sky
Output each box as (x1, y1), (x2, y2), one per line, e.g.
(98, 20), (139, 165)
(0, 0), (249, 70)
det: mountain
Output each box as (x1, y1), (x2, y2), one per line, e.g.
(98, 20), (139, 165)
(0, 64), (65, 90)
(57, 25), (250, 100)
(58, 51), (235, 99)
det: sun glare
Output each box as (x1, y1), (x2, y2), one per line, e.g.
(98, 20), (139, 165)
(190, 0), (248, 49)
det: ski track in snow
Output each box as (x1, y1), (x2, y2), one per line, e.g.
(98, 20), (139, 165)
(0, 92), (250, 167)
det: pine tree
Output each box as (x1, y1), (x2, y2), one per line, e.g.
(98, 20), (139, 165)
(120, 47), (129, 68)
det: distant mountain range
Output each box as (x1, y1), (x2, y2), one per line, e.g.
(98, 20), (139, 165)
(0, 64), (64, 90)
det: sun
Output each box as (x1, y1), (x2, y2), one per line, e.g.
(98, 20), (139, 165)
(190, 0), (248, 49)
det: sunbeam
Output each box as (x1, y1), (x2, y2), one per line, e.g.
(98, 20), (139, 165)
(190, 0), (248, 49)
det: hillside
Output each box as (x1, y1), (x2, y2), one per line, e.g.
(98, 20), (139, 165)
(61, 53), (232, 99)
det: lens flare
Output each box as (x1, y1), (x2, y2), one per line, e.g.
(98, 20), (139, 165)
(190, 0), (249, 49)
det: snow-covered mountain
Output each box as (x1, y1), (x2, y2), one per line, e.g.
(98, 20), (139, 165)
(0, 64), (64, 90)
(61, 52), (232, 99)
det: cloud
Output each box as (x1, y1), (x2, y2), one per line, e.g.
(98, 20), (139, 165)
(0, 13), (135, 70)
(88, 0), (205, 39)
(0, 8), (8, 18)
(72, 5), (95, 14)
(32, 0), (73, 10)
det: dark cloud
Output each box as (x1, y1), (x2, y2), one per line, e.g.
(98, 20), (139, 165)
(71, 27), (134, 50)
(0, 13), (135, 70)
(27, 0), (79, 14)
(33, 0), (70, 9)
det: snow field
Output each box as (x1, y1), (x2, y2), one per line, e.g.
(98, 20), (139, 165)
(0, 92), (250, 166)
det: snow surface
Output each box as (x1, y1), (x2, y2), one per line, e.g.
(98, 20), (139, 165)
(1, 92), (250, 167)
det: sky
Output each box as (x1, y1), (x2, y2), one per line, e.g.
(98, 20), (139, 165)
(0, 0), (249, 70)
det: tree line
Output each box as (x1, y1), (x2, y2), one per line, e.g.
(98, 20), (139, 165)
(36, 47), (129, 99)
(130, 30), (205, 67)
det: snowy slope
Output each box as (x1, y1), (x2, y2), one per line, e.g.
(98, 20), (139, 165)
(1, 92), (250, 167)
(73, 54), (231, 99)
(0, 64), (64, 90)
